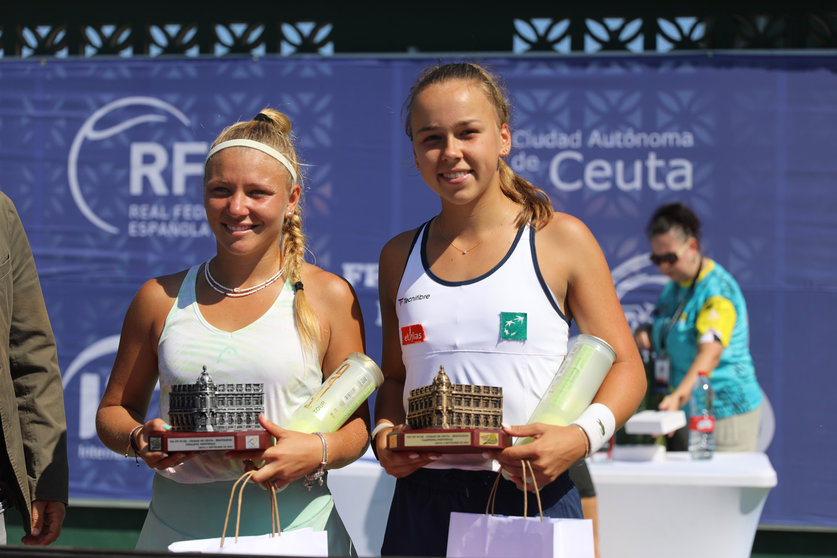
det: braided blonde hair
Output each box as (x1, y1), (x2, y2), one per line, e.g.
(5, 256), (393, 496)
(404, 62), (554, 229)
(206, 108), (320, 350)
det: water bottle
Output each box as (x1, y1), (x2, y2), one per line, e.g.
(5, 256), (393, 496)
(284, 352), (384, 433)
(688, 370), (715, 460)
(515, 334), (616, 445)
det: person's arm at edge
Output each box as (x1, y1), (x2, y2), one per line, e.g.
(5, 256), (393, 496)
(5, 195), (68, 544)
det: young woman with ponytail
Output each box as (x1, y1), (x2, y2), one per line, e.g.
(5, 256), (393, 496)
(96, 109), (367, 555)
(373, 62), (646, 556)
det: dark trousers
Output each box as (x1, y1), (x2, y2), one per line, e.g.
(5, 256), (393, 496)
(667, 425), (689, 452)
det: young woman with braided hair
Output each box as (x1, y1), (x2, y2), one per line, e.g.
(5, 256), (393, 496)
(97, 109), (367, 555)
(373, 62), (646, 556)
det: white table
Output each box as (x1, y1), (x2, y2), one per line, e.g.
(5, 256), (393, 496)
(331, 451), (777, 558)
(589, 452), (777, 558)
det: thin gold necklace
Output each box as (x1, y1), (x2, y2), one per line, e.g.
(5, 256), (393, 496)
(436, 220), (482, 255)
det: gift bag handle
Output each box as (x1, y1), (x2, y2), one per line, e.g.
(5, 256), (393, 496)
(220, 470), (282, 546)
(487, 460), (544, 522)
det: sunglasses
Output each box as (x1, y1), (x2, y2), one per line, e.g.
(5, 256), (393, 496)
(649, 241), (690, 266)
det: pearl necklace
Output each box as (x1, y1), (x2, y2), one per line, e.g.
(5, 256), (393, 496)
(203, 259), (285, 298)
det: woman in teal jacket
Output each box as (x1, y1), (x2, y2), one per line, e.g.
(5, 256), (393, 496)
(636, 202), (763, 451)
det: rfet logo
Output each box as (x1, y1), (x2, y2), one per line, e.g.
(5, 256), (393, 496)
(401, 324), (425, 346)
(61, 335), (159, 499)
(62, 335), (160, 459)
(68, 96), (210, 237)
(610, 253), (669, 332)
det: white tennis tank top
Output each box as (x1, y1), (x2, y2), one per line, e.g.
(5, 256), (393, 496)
(397, 222), (570, 470)
(156, 264), (321, 483)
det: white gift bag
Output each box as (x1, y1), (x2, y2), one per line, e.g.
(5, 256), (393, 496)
(168, 528), (328, 556)
(168, 471), (328, 556)
(446, 512), (593, 558)
(446, 461), (594, 558)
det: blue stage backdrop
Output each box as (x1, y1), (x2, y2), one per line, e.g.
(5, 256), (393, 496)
(0, 54), (834, 528)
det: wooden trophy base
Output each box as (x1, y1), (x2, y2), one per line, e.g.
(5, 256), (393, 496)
(148, 430), (272, 452)
(386, 428), (510, 453)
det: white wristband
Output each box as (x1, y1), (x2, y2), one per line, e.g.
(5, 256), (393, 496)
(571, 403), (616, 456)
(371, 421), (395, 441)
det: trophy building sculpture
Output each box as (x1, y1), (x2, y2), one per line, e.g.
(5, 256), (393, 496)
(387, 366), (510, 452)
(149, 366), (271, 452)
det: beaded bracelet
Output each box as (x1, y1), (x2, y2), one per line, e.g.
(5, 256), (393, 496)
(125, 425), (143, 467)
(304, 432), (328, 491)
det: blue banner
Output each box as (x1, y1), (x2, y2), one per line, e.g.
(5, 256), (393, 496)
(1, 54), (835, 527)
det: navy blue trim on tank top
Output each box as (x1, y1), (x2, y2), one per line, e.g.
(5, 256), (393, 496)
(420, 219), (525, 287)
(530, 227), (570, 325)
(407, 223), (425, 256)
(395, 223), (428, 291)
(415, 220), (570, 325)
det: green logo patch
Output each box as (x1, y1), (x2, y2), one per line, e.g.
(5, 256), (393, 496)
(500, 312), (527, 341)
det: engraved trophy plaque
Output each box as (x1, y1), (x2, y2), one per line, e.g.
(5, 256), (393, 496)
(148, 366), (272, 452)
(387, 366), (510, 453)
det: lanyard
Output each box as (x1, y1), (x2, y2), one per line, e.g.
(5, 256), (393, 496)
(659, 258), (703, 354)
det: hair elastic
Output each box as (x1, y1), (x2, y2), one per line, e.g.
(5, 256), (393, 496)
(206, 139), (298, 183)
(125, 424), (143, 467)
(294, 281), (304, 292)
(371, 421), (395, 442)
(370, 420), (395, 460)
(253, 112), (272, 123)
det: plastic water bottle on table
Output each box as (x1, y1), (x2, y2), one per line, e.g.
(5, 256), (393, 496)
(688, 370), (715, 460)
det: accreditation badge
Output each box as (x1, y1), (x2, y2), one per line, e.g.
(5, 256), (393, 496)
(653, 353), (671, 391)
